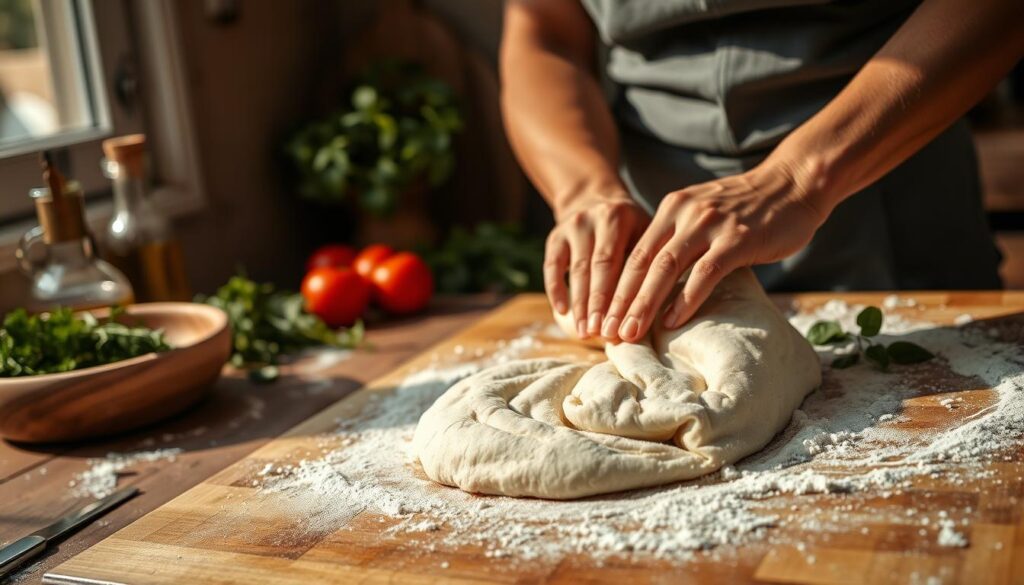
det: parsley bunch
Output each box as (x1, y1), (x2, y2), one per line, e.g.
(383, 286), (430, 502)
(806, 306), (934, 370)
(0, 307), (171, 377)
(197, 275), (363, 382)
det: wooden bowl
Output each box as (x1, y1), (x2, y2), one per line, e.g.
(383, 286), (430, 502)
(0, 303), (231, 443)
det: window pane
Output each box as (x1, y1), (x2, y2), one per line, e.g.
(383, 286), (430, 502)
(0, 0), (105, 153)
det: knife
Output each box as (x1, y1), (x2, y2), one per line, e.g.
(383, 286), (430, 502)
(0, 486), (139, 578)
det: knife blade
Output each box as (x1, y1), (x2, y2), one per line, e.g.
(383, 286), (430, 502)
(0, 486), (139, 577)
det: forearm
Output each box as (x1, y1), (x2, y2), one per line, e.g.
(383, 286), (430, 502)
(770, 0), (1024, 216)
(500, 0), (630, 220)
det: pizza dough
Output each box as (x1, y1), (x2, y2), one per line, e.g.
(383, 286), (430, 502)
(413, 268), (821, 499)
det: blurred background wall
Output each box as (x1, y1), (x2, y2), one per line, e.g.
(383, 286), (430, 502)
(166, 0), (541, 293)
(0, 0), (1019, 306)
(162, 0), (1024, 295)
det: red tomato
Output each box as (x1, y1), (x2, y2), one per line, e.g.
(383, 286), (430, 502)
(371, 252), (434, 314)
(306, 244), (357, 272)
(301, 267), (370, 327)
(353, 244), (395, 280)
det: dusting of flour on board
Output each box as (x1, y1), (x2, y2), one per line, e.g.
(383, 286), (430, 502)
(257, 303), (1024, 563)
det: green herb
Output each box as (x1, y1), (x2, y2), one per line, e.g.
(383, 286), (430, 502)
(806, 306), (935, 371)
(886, 340), (935, 364)
(197, 275), (363, 381)
(855, 306), (883, 337)
(806, 320), (848, 345)
(285, 60), (462, 216)
(421, 222), (545, 294)
(864, 343), (890, 370)
(0, 306), (171, 377)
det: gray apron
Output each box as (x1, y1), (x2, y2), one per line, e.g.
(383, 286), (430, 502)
(581, 0), (1002, 290)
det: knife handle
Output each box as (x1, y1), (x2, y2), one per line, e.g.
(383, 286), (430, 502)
(0, 535), (46, 577)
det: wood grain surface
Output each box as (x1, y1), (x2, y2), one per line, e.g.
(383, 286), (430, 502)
(42, 292), (1024, 585)
(0, 295), (501, 584)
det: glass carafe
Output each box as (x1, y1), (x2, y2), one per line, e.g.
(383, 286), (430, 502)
(17, 184), (134, 312)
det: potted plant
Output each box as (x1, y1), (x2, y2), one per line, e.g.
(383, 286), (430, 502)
(285, 61), (462, 246)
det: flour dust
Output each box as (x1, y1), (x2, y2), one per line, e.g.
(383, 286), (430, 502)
(256, 300), (1024, 564)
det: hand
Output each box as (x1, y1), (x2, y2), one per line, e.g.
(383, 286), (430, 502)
(600, 162), (828, 343)
(545, 196), (650, 339)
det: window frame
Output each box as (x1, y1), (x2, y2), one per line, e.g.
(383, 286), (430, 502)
(0, 0), (110, 159)
(0, 0), (204, 272)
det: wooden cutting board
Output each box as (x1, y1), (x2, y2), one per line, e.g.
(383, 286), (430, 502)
(45, 292), (1024, 585)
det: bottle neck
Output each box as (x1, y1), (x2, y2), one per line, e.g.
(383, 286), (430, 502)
(111, 172), (147, 214)
(47, 237), (96, 269)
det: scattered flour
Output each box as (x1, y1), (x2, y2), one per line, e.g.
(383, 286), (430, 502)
(882, 294), (918, 310)
(936, 519), (969, 548)
(954, 314), (974, 326)
(254, 306), (1024, 563)
(69, 448), (182, 498)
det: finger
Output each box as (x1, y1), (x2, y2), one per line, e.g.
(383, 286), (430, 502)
(663, 242), (742, 329)
(586, 210), (632, 336)
(601, 218), (674, 340)
(619, 234), (706, 342)
(543, 233), (570, 315)
(567, 227), (595, 338)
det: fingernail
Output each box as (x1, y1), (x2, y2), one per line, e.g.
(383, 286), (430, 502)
(587, 312), (602, 335)
(601, 316), (620, 338)
(576, 320), (588, 339)
(619, 316), (639, 340)
(555, 300), (568, 314)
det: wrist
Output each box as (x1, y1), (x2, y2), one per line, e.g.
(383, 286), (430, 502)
(764, 135), (845, 224)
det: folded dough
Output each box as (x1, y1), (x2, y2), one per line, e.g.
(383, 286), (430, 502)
(413, 268), (821, 499)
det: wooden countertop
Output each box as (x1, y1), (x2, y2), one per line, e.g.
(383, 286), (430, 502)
(34, 290), (1024, 585)
(0, 295), (503, 584)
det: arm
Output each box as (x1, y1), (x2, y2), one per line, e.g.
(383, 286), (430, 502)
(501, 0), (650, 338)
(774, 0), (1024, 210)
(606, 0), (1024, 342)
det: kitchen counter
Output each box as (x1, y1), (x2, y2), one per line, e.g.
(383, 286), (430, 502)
(0, 295), (503, 583)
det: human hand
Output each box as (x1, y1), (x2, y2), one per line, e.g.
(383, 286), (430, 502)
(545, 196), (650, 339)
(600, 162), (828, 343)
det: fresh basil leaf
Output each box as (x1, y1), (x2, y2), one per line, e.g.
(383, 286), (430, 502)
(865, 343), (890, 371)
(831, 353), (860, 369)
(887, 341), (935, 364)
(856, 306), (883, 337)
(806, 320), (847, 345)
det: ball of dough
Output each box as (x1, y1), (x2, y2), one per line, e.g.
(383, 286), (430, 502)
(413, 268), (821, 499)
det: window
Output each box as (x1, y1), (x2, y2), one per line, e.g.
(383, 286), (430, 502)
(0, 0), (108, 154)
(0, 0), (202, 252)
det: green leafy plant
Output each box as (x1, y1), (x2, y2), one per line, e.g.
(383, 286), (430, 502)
(806, 306), (935, 370)
(285, 60), (462, 216)
(421, 223), (545, 294)
(0, 306), (171, 377)
(197, 275), (363, 383)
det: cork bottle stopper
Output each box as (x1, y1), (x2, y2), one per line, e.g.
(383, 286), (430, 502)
(102, 134), (147, 177)
(35, 152), (87, 243)
(34, 183), (87, 243)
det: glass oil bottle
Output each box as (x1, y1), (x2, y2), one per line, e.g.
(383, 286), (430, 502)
(17, 154), (134, 312)
(102, 134), (191, 302)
